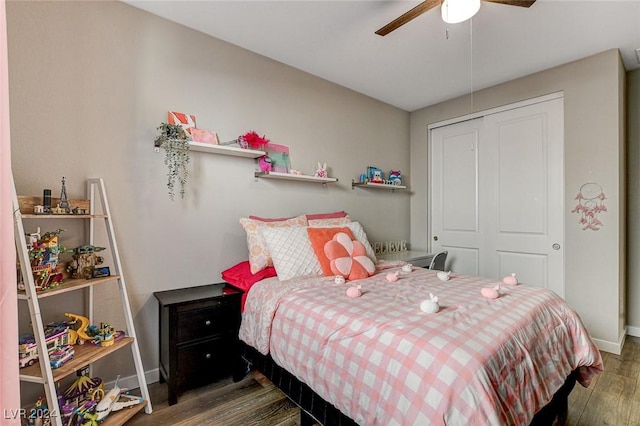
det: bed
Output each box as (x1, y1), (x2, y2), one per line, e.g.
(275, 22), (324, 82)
(231, 214), (603, 425)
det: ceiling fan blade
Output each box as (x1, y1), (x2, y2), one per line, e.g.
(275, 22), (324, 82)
(482, 0), (536, 7)
(375, 0), (441, 36)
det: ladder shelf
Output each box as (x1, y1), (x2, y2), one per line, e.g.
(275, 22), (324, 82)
(13, 177), (152, 426)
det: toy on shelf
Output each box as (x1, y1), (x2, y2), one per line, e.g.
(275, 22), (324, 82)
(258, 155), (272, 172)
(65, 312), (125, 347)
(19, 321), (72, 369)
(95, 376), (144, 421)
(367, 166), (384, 183)
(315, 162), (327, 178)
(66, 245), (106, 279)
(19, 228), (67, 292)
(63, 368), (104, 408)
(387, 170), (402, 185)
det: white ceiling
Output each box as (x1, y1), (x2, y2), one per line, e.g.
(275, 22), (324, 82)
(124, 0), (640, 111)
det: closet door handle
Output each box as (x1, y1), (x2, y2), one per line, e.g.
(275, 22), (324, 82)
(433, 236), (439, 241)
(552, 243), (561, 250)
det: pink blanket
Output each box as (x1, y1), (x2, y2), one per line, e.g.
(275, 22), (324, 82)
(239, 266), (602, 425)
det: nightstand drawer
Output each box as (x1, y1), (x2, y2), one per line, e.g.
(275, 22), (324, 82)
(177, 302), (240, 344)
(176, 337), (237, 389)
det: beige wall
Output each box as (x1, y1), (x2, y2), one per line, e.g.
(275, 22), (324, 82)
(7, 0), (410, 392)
(627, 69), (640, 334)
(409, 49), (626, 351)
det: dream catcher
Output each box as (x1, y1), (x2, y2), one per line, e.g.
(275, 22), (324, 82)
(571, 182), (607, 231)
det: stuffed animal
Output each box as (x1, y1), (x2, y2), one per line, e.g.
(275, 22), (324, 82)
(437, 271), (452, 281)
(388, 170), (402, 185)
(346, 285), (362, 298)
(420, 293), (440, 313)
(371, 169), (384, 183)
(258, 155), (272, 172)
(315, 162), (327, 178)
(386, 271), (400, 282)
(481, 285), (501, 299)
(401, 263), (413, 273)
(502, 273), (519, 285)
(334, 275), (346, 285)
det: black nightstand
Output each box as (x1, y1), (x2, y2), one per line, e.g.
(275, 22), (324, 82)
(154, 283), (243, 405)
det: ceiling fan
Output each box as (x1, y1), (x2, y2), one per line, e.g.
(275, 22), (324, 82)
(375, 0), (536, 36)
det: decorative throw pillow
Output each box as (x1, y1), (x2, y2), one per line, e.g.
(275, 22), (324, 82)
(311, 221), (377, 263)
(307, 227), (356, 276)
(308, 215), (352, 227)
(240, 215), (308, 274)
(262, 227), (322, 281)
(324, 232), (375, 281)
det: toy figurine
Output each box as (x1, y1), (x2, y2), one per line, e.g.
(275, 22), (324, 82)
(258, 155), (272, 172)
(315, 162), (327, 178)
(388, 170), (402, 185)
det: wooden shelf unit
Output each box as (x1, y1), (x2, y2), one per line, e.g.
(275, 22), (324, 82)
(13, 178), (152, 426)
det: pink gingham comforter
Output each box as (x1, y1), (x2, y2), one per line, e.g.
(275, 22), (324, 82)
(239, 266), (603, 425)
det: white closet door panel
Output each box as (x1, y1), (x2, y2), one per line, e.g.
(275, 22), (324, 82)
(497, 116), (546, 234)
(445, 246), (480, 276)
(483, 98), (564, 296)
(430, 119), (482, 267)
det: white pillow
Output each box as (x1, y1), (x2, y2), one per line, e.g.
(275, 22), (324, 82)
(262, 226), (322, 281)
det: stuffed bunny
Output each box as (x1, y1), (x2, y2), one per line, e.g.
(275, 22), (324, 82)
(315, 162), (327, 178)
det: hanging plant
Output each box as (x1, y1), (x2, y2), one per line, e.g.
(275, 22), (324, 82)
(154, 123), (190, 200)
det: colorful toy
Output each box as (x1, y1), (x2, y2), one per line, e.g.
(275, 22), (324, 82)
(19, 322), (72, 368)
(21, 228), (66, 291)
(67, 245), (105, 279)
(420, 293), (440, 313)
(49, 344), (74, 369)
(65, 313), (125, 347)
(258, 155), (272, 172)
(63, 370), (103, 408)
(315, 162), (327, 178)
(367, 166), (384, 183)
(387, 170), (402, 185)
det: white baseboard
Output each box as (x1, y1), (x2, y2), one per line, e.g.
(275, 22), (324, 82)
(103, 368), (160, 390)
(626, 325), (640, 337)
(591, 326), (627, 355)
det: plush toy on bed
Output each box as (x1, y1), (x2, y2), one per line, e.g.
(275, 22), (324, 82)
(420, 293), (440, 313)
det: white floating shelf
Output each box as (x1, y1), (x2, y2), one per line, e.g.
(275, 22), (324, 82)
(187, 142), (266, 158)
(351, 181), (407, 190)
(255, 171), (338, 183)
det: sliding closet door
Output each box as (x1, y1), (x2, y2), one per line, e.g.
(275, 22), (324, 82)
(430, 118), (483, 276)
(430, 97), (564, 296)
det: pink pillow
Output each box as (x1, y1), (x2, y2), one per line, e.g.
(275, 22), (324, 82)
(324, 232), (375, 281)
(249, 211), (346, 222)
(221, 260), (277, 292)
(248, 215), (295, 222)
(306, 211), (347, 220)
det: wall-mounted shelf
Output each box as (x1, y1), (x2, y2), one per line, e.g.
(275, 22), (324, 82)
(255, 171), (338, 184)
(351, 180), (407, 190)
(188, 142), (266, 158)
(154, 141), (266, 158)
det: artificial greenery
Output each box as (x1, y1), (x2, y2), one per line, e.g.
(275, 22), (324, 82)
(155, 123), (190, 200)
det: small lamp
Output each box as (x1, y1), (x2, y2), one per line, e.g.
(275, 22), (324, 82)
(441, 0), (481, 24)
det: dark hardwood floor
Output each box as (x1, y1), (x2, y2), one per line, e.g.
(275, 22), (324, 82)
(128, 337), (640, 425)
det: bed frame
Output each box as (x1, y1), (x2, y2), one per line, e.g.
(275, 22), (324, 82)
(241, 342), (578, 426)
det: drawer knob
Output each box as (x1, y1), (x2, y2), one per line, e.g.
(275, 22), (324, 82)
(205, 320), (211, 326)
(205, 353), (211, 359)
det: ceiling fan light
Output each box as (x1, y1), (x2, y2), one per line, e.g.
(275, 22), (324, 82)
(441, 0), (481, 24)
